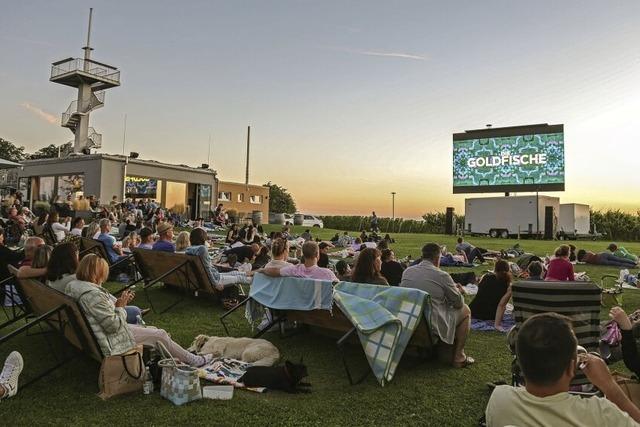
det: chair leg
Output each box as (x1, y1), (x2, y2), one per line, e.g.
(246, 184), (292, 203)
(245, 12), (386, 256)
(219, 297), (250, 336)
(337, 327), (370, 385)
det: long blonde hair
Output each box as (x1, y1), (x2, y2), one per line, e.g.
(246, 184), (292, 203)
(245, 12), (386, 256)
(175, 231), (191, 252)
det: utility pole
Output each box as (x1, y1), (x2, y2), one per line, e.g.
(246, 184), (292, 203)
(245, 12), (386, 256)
(245, 126), (250, 185)
(391, 192), (396, 220)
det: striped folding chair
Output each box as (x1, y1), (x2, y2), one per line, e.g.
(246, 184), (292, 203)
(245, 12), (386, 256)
(509, 280), (602, 388)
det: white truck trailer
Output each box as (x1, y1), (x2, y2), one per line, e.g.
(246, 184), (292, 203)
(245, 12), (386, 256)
(557, 203), (591, 239)
(464, 195), (560, 238)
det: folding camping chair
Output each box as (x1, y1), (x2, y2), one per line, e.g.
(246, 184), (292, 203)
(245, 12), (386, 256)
(509, 280), (602, 390)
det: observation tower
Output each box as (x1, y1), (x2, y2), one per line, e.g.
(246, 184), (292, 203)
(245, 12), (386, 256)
(50, 8), (120, 154)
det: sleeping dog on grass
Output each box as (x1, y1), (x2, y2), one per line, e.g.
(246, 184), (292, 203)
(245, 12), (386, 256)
(239, 359), (310, 393)
(187, 335), (280, 366)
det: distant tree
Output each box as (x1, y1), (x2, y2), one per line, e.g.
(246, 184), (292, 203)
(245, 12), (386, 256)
(29, 142), (72, 160)
(0, 137), (26, 163)
(265, 182), (297, 214)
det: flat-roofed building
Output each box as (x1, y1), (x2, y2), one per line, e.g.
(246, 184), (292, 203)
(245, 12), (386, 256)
(217, 181), (269, 222)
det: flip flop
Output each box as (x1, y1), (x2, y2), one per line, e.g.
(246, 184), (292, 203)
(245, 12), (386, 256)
(453, 356), (475, 368)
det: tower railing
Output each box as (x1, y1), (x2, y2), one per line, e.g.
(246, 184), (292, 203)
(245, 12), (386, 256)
(51, 58), (120, 84)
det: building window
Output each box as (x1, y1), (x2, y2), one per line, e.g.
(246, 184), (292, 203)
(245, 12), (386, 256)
(166, 181), (187, 214)
(250, 195), (263, 204)
(125, 176), (159, 200)
(237, 193), (245, 203)
(38, 176), (55, 201)
(218, 191), (231, 202)
(57, 174), (85, 198)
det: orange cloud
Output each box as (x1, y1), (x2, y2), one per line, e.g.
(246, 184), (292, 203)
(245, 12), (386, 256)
(20, 102), (57, 125)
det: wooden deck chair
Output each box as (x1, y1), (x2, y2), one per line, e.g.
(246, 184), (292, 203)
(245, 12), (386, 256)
(510, 280), (602, 388)
(79, 237), (135, 282)
(2, 266), (104, 388)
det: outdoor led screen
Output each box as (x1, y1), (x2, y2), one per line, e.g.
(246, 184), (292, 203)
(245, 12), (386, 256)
(452, 124), (564, 194)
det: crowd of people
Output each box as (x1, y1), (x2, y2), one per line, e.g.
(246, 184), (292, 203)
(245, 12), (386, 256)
(3, 202), (640, 426)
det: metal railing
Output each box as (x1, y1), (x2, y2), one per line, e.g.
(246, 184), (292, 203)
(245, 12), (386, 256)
(51, 58), (120, 84)
(88, 127), (102, 149)
(60, 91), (105, 127)
(61, 100), (78, 126)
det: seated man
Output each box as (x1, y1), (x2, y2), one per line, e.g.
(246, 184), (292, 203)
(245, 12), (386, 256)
(96, 218), (127, 264)
(152, 222), (175, 252)
(455, 237), (485, 264)
(400, 243), (473, 368)
(608, 243), (639, 264)
(486, 313), (640, 426)
(577, 249), (638, 268)
(224, 243), (260, 264)
(260, 241), (338, 281)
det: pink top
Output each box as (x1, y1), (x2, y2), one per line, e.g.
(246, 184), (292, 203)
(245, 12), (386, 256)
(545, 258), (575, 281)
(280, 263), (338, 282)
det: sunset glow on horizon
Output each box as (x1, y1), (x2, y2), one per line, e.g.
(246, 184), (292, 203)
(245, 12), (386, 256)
(1, 1), (639, 218)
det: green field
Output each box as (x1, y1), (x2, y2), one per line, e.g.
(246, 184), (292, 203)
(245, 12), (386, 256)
(2, 226), (639, 426)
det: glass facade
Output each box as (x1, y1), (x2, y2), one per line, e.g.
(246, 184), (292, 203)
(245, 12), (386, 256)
(165, 181), (187, 214)
(38, 176), (55, 201)
(56, 174), (85, 198)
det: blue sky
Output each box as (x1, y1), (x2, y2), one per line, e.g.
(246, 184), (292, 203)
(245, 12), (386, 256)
(1, 1), (639, 217)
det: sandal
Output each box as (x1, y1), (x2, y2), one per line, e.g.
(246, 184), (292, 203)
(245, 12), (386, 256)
(453, 356), (475, 368)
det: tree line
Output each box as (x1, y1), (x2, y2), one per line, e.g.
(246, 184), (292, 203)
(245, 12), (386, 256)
(0, 137), (72, 162)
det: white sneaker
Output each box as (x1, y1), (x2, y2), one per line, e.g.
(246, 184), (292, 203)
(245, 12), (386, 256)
(619, 269), (629, 283)
(0, 351), (24, 400)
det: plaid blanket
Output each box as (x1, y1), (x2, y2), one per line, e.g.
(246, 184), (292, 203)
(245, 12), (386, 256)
(333, 282), (431, 386)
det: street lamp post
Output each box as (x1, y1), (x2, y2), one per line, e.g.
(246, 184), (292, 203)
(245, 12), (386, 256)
(391, 192), (396, 220)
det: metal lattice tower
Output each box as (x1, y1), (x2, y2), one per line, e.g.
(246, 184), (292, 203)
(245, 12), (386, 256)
(50, 8), (120, 154)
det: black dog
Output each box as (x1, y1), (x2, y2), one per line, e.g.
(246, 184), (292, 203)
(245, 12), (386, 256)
(239, 359), (310, 393)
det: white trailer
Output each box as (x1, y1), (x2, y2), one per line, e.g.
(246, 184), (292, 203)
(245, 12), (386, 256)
(464, 195), (560, 238)
(558, 203), (591, 239)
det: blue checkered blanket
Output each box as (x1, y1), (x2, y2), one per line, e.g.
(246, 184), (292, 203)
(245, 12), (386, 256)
(245, 274), (334, 325)
(333, 282), (431, 386)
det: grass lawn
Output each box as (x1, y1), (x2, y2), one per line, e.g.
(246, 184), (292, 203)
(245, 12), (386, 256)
(2, 226), (640, 426)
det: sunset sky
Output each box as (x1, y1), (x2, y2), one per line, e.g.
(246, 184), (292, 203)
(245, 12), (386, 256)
(1, 1), (639, 218)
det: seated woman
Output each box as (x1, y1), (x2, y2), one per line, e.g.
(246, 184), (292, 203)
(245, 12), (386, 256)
(469, 259), (512, 329)
(225, 224), (238, 245)
(577, 249), (638, 268)
(265, 238), (292, 269)
(64, 254), (211, 366)
(47, 243), (144, 324)
(351, 248), (388, 285)
(184, 228), (252, 290)
(46, 212), (69, 243)
(380, 249), (404, 286)
(335, 260), (351, 281)
(174, 231), (191, 253)
(610, 306), (640, 378)
(545, 244), (575, 281)
(252, 245), (271, 270)
(17, 244), (51, 280)
(122, 232), (140, 253)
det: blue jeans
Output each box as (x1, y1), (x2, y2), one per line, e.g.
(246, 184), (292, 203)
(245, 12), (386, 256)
(598, 252), (638, 268)
(125, 305), (142, 324)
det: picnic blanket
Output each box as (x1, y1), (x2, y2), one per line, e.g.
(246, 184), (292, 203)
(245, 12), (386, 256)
(245, 274), (334, 325)
(333, 282), (431, 386)
(470, 304), (515, 332)
(200, 357), (265, 393)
